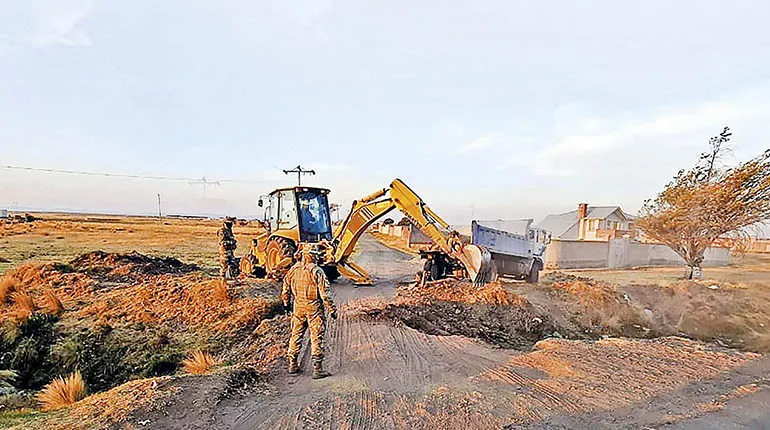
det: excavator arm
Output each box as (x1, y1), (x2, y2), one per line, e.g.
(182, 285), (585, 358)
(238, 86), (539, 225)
(332, 179), (495, 285)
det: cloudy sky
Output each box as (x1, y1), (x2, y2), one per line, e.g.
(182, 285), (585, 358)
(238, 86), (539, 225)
(2, 0), (769, 226)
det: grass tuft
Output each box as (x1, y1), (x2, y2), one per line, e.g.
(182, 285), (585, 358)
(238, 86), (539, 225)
(182, 351), (221, 375)
(0, 276), (18, 304)
(37, 371), (87, 411)
(42, 290), (64, 315)
(9, 290), (36, 321)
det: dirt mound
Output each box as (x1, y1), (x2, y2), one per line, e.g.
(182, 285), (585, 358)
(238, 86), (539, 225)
(397, 279), (527, 306)
(69, 251), (199, 280)
(363, 280), (558, 350)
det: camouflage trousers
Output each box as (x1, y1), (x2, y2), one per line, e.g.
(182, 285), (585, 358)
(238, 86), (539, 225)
(287, 307), (326, 359)
(219, 250), (237, 279)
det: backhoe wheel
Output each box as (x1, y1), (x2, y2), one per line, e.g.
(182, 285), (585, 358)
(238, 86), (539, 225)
(527, 260), (542, 284)
(240, 254), (266, 278)
(266, 237), (297, 281)
(322, 265), (340, 283)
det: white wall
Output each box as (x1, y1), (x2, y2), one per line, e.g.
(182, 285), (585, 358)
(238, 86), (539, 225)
(545, 239), (730, 269)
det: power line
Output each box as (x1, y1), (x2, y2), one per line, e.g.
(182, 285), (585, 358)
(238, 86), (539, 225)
(0, 164), (288, 184)
(240, 148), (284, 172)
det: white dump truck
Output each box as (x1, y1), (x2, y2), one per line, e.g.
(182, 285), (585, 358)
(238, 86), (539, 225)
(470, 219), (550, 283)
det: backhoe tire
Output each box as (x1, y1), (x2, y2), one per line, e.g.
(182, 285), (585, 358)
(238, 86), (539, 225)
(322, 265), (340, 283)
(527, 260), (542, 284)
(240, 254), (266, 278)
(266, 237), (296, 281)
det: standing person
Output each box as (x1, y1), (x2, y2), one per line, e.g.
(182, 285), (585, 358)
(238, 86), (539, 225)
(281, 244), (337, 379)
(217, 217), (238, 281)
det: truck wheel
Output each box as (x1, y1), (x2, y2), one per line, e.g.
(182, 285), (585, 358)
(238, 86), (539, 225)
(423, 259), (441, 281)
(527, 260), (542, 284)
(266, 237), (296, 281)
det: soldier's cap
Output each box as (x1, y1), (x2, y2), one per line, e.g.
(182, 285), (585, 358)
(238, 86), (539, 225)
(224, 216), (236, 223)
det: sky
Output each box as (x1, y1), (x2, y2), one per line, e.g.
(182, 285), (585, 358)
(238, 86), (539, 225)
(1, 0), (770, 229)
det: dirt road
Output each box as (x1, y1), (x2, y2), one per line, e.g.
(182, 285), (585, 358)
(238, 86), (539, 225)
(147, 235), (770, 429)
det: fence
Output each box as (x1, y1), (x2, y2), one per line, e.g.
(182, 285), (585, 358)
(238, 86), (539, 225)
(545, 238), (730, 270)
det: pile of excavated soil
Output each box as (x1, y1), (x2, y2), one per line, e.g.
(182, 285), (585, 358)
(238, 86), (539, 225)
(2, 252), (280, 333)
(397, 279), (528, 306)
(76, 273), (281, 331)
(365, 280), (559, 350)
(69, 251), (199, 281)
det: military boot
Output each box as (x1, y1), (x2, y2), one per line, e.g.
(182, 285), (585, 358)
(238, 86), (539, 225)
(311, 356), (331, 379)
(287, 356), (300, 375)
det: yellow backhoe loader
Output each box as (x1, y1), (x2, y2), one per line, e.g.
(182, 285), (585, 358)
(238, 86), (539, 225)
(240, 179), (495, 285)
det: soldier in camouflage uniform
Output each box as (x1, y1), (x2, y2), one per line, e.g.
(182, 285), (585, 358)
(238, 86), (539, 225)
(281, 244), (337, 379)
(217, 217), (238, 280)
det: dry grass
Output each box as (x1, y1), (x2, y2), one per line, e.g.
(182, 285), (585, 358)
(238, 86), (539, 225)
(213, 281), (232, 304)
(10, 290), (37, 320)
(37, 371), (87, 411)
(182, 350), (221, 375)
(42, 289), (64, 315)
(0, 275), (18, 304)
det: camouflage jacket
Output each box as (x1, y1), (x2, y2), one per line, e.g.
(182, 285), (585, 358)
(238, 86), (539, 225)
(217, 227), (237, 250)
(281, 262), (336, 314)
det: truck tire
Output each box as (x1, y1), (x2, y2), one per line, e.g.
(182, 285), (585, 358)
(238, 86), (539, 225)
(423, 258), (441, 281)
(266, 237), (296, 281)
(527, 260), (542, 284)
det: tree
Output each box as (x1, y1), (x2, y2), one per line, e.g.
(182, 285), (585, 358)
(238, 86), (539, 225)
(637, 127), (770, 279)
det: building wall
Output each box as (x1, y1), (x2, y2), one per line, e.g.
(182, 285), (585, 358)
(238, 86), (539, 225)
(546, 238), (730, 269)
(545, 240), (609, 269)
(407, 226), (432, 245)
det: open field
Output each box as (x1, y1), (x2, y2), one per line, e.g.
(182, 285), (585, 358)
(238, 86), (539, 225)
(0, 213), (265, 274)
(1, 214), (770, 429)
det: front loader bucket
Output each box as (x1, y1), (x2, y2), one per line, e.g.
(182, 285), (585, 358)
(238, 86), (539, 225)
(459, 244), (497, 285)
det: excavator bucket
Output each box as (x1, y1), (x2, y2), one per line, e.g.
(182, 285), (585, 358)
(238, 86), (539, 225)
(458, 244), (497, 285)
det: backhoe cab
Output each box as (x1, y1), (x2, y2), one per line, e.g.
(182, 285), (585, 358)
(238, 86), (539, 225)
(242, 186), (339, 281)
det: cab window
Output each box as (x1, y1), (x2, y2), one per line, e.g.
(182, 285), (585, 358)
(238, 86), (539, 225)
(278, 191), (297, 230)
(267, 194), (279, 231)
(297, 191), (332, 241)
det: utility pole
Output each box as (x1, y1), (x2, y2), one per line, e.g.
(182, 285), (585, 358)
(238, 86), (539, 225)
(157, 193), (162, 225)
(283, 165), (315, 186)
(189, 176), (220, 197)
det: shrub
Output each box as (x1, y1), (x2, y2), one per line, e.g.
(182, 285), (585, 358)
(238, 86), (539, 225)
(182, 351), (221, 375)
(0, 313), (58, 389)
(0, 370), (17, 391)
(36, 371), (86, 411)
